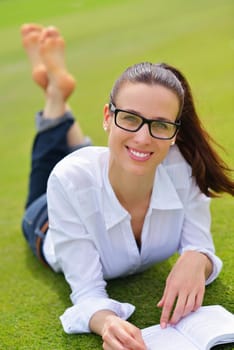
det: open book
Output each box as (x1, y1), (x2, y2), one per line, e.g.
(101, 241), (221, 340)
(142, 305), (234, 350)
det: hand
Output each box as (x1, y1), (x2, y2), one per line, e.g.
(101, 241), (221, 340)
(157, 251), (212, 328)
(102, 314), (147, 350)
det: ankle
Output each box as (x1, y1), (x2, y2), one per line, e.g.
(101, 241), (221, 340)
(36, 110), (74, 133)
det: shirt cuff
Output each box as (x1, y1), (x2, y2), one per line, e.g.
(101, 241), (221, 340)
(180, 246), (223, 285)
(60, 297), (135, 334)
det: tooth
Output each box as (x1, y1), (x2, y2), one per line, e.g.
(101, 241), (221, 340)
(130, 149), (148, 157)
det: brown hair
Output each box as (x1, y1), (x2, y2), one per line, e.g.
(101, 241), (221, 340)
(110, 62), (234, 197)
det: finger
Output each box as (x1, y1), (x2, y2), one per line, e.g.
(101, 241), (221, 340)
(193, 287), (205, 311)
(102, 324), (126, 350)
(157, 297), (164, 308)
(103, 325), (146, 350)
(118, 328), (146, 350)
(159, 290), (178, 328)
(103, 336), (124, 350)
(170, 290), (199, 325)
(133, 330), (147, 350)
(157, 283), (173, 309)
(102, 330), (124, 350)
(185, 293), (197, 315)
(169, 292), (188, 325)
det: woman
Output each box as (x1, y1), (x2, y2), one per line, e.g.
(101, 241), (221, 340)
(21, 24), (234, 350)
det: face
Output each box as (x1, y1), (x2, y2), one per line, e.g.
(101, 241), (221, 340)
(103, 82), (180, 179)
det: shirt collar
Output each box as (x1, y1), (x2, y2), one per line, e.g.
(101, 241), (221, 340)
(149, 164), (183, 210)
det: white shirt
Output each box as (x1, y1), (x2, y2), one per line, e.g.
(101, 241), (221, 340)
(43, 145), (222, 334)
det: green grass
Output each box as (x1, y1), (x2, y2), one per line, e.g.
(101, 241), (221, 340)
(0, 0), (233, 348)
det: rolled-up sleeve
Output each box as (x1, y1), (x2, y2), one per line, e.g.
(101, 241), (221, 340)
(178, 177), (222, 284)
(46, 172), (135, 333)
(60, 298), (135, 334)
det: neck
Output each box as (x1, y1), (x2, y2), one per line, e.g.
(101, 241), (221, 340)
(108, 166), (155, 208)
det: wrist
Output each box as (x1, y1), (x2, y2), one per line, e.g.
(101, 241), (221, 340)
(199, 252), (213, 279)
(89, 310), (117, 336)
(182, 250), (213, 279)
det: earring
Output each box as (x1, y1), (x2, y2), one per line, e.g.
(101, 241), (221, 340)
(103, 125), (107, 131)
(171, 141), (175, 146)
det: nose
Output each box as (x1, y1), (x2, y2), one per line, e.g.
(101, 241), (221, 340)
(133, 123), (152, 144)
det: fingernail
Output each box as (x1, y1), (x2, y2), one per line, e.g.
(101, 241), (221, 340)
(161, 322), (167, 329)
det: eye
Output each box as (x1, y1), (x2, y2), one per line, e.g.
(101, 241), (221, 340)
(119, 112), (141, 125)
(153, 121), (170, 130)
(123, 114), (139, 122)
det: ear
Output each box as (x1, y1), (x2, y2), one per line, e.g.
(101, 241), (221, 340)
(170, 137), (176, 146)
(103, 103), (112, 132)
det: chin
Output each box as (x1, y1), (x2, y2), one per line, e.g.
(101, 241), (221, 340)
(127, 164), (155, 177)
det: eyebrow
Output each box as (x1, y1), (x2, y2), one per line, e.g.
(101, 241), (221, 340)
(120, 108), (174, 123)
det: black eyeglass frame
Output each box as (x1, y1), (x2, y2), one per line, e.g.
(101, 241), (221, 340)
(109, 102), (181, 140)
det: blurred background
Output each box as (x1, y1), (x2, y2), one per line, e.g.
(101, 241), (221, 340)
(0, 0), (233, 348)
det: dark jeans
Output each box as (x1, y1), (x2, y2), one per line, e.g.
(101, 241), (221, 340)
(22, 116), (91, 264)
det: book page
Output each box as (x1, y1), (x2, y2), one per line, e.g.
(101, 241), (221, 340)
(142, 324), (198, 350)
(175, 305), (234, 349)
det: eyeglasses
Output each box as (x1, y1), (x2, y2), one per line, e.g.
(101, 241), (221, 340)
(109, 103), (181, 140)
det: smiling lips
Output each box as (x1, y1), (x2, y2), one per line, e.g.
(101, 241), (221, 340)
(127, 146), (153, 161)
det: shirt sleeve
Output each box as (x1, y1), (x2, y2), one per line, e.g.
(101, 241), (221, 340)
(60, 298), (135, 334)
(178, 177), (223, 285)
(46, 172), (135, 334)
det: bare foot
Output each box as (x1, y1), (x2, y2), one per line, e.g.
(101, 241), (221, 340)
(39, 26), (76, 100)
(21, 23), (48, 89)
(22, 24), (85, 144)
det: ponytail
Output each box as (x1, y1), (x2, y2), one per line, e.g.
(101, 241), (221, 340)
(160, 63), (234, 197)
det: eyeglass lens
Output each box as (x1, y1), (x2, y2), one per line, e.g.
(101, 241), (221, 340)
(116, 111), (178, 139)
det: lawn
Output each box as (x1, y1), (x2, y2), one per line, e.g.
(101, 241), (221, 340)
(0, 0), (233, 349)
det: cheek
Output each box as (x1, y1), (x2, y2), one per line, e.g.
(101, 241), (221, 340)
(106, 117), (117, 134)
(154, 140), (171, 158)
(107, 126), (129, 155)
(108, 122), (124, 140)
(107, 125), (119, 148)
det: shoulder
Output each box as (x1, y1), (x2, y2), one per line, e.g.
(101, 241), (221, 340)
(162, 145), (192, 188)
(163, 144), (189, 167)
(49, 146), (109, 189)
